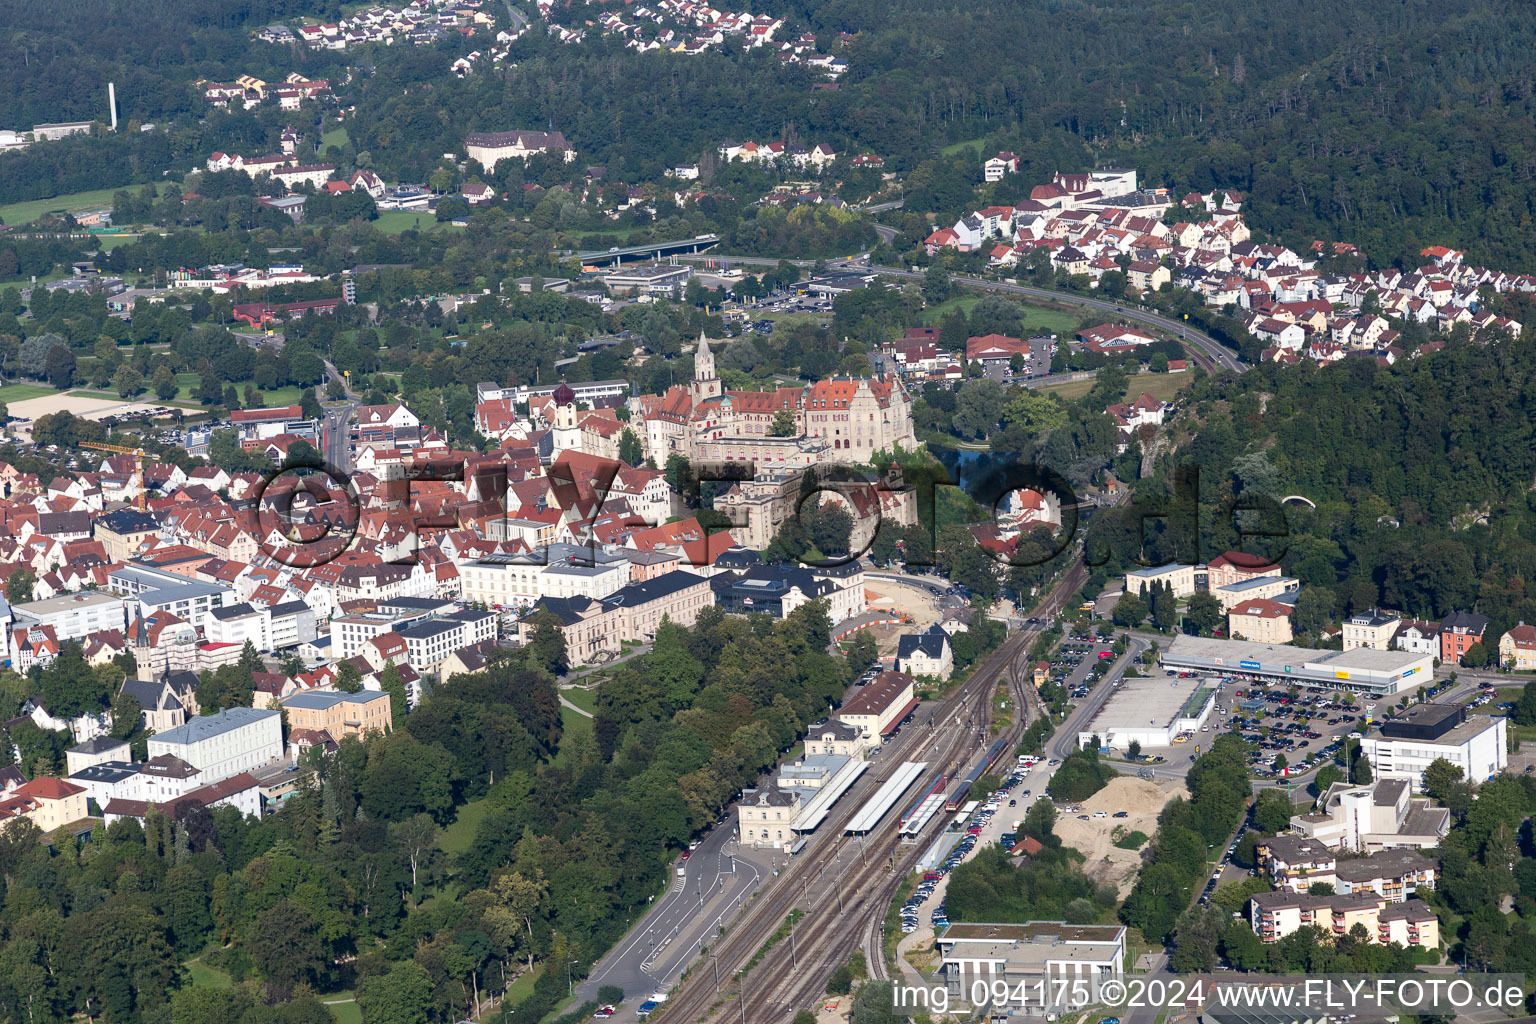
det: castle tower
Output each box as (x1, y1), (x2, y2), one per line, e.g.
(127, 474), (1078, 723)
(551, 381), (581, 452)
(691, 332), (722, 404)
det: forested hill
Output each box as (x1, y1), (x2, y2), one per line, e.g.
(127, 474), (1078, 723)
(1099, 332), (1536, 644)
(0, 0), (345, 126)
(8, 0), (1536, 267)
(771, 0), (1536, 268)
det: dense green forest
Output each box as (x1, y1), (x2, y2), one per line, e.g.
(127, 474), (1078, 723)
(1086, 330), (1536, 642)
(0, 602), (897, 1024)
(9, 0), (1536, 268)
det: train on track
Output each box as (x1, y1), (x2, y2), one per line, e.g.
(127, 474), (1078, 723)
(945, 737), (1009, 811)
(898, 775), (946, 831)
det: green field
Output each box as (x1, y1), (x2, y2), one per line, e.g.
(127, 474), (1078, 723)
(437, 797), (491, 857)
(0, 383), (60, 403)
(922, 295), (1079, 337)
(186, 960), (233, 989)
(562, 685), (598, 714)
(757, 311), (831, 330)
(66, 389), (203, 410)
(1123, 369), (1195, 404)
(322, 126), (350, 151)
(554, 705), (592, 767)
(0, 184), (156, 228)
(1034, 377), (1096, 400)
(326, 996), (361, 1024)
(374, 210), (451, 235)
(941, 137), (986, 157)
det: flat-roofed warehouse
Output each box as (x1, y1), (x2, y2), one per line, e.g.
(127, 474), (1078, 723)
(1075, 671), (1217, 750)
(1159, 635), (1433, 696)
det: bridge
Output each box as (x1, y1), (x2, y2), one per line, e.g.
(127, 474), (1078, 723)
(574, 234), (721, 265)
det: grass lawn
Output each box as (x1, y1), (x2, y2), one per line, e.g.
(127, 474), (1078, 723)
(96, 234), (138, 251)
(67, 389), (203, 410)
(1, 184), (155, 228)
(562, 686), (598, 714)
(186, 960), (233, 989)
(438, 797), (491, 857)
(327, 997), (362, 1024)
(260, 384), (306, 406)
(941, 137), (986, 157)
(922, 295), (980, 323)
(922, 295), (1079, 337)
(375, 210), (442, 235)
(554, 705), (592, 767)
(502, 964), (545, 1011)
(1035, 369), (1194, 405)
(0, 383), (60, 403)
(322, 126), (350, 151)
(1034, 376), (1097, 401)
(1123, 370), (1194, 404)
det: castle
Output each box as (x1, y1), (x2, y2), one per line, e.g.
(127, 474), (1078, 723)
(628, 334), (918, 469)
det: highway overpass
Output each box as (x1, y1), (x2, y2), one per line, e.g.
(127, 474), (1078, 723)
(575, 234), (721, 265)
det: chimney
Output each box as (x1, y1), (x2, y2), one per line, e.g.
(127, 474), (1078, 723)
(108, 82), (118, 131)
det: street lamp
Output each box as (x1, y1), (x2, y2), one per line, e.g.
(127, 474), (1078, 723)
(568, 959), (578, 996)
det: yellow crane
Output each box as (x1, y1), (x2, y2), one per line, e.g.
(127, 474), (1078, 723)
(82, 441), (149, 511)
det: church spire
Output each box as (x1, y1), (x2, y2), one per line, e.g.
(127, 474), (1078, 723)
(691, 332), (721, 403)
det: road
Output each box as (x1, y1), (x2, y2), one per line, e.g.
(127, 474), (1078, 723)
(321, 360), (356, 473)
(865, 264), (1246, 374)
(673, 253), (1246, 375)
(581, 820), (769, 1011)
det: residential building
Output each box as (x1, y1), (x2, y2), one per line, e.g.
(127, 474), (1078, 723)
(0, 777), (89, 831)
(515, 570), (714, 667)
(65, 736), (130, 776)
(1248, 890), (1437, 948)
(281, 689), (392, 741)
(1497, 622), (1536, 670)
(1211, 574), (1299, 612)
(1438, 610), (1488, 664)
(1254, 835), (1336, 890)
(982, 152), (1019, 183)
(146, 707), (283, 783)
(1359, 704), (1507, 790)
(1394, 619), (1440, 657)
(1228, 598), (1293, 644)
(1257, 837), (1436, 902)
(1343, 610), (1402, 651)
(896, 624), (954, 678)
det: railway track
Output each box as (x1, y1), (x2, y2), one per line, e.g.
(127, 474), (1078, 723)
(661, 559), (1087, 1024)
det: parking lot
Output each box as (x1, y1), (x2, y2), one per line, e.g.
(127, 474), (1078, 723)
(898, 755), (1043, 937)
(1201, 672), (1463, 779)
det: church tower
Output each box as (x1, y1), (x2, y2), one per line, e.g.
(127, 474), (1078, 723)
(551, 381), (581, 452)
(691, 332), (722, 404)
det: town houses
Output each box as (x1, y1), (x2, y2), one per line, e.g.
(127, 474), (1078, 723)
(922, 168), (1523, 365)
